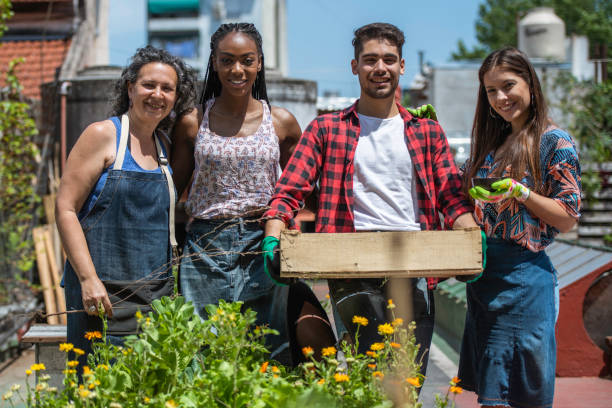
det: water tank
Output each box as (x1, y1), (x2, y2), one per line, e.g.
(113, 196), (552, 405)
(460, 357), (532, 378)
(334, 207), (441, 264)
(518, 7), (566, 61)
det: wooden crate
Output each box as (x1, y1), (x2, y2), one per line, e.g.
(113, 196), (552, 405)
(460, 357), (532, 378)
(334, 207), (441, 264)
(280, 228), (482, 278)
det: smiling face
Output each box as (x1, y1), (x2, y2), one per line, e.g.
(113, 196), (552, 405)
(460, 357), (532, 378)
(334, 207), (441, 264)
(483, 67), (532, 132)
(213, 31), (262, 99)
(351, 38), (404, 100)
(127, 62), (178, 123)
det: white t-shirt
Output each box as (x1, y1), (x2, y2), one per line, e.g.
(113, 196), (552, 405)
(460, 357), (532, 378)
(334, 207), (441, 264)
(353, 113), (420, 231)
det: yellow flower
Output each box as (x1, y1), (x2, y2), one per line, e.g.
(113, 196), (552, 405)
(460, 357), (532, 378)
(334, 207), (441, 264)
(321, 346), (337, 357)
(271, 366), (280, 373)
(135, 311), (143, 319)
(73, 348), (85, 356)
(2, 391), (13, 400)
(143, 396), (150, 403)
(25, 370), (32, 376)
(451, 376), (461, 385)
(79, 389), (89, 398)
(82, 366), (91, 375)
(165, 400), (177, 408)
(88, 383), (96, 390)
(366, 351), (378, 358)
(30, 363), (46, 371)
(370, 342), (384, 351)
(317, 378), (325, 385)
(377, 323), (394, 335)
(302, 346), (314, 358)
(390, 342), (401, 349)
(352, 316), (369, 326)
(260, 361), (269, 373)
(387, 299), (396, 309)
(391, 317), (403, 327)
(325, 294), (330, 299)
(333, 373), (349, 383)
(67, 360), (79, 368)
(63, 369), (77, 375)
(97, 364), (109, 371)
(450, 385), (463, 394)
(372, 371), (384, 379)
(406, 377), (421, 387)
(367, 363), (376, 370)
(59, 343), (74, 352)
(84, 331), (102, 341)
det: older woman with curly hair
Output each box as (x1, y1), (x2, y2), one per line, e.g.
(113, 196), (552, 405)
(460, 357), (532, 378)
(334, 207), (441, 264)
(56, 45), (196, 367)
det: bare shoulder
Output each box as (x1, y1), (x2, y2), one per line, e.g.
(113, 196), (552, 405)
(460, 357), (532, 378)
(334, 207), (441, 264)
(78, 119), (116, 159)
(271, 105), (301, 142)
(172, 106), (202, 144)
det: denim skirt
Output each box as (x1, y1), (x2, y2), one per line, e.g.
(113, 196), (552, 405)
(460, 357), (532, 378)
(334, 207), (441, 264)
(458, 238), (557, 408)
(179, 217), (290, 362)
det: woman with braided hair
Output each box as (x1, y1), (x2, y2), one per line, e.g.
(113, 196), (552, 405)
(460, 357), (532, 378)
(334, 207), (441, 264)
(171, 23), (336, 365)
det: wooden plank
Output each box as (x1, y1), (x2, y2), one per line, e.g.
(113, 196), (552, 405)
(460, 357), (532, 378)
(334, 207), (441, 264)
(21, 324), (67, 343)
(42, 194), (56, 224)
(280, 228), (482, 278)
(43, 226), (67, 324)
(32, 227), (59, 325)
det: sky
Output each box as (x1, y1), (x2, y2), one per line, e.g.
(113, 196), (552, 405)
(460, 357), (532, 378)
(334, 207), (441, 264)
(286, 0), (482, 97)
(107, 0), (483, 98)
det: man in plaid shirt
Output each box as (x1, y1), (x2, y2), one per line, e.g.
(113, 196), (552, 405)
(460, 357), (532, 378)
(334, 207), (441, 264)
(262, 23), (478, 375)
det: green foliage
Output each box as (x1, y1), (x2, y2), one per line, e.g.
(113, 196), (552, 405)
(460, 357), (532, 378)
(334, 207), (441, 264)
(1, 297), (463, 407)
(0, 0), (13, 38)
(451, 0), (612, 62)
(0, 59), (40, 299)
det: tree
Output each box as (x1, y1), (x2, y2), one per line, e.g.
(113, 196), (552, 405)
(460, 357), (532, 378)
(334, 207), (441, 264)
(451, 0), (611, 66)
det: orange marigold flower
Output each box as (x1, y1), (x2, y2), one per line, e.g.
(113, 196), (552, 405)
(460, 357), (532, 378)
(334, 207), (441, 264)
(367, 363), (376, 370)
(302, 346), (314, 358)
(30, 363), (46, 371)
(377, 323), (394, 335)
(352, 316), (369, 326)
(333, 373), (349, 383)
(317, 378), (325, 385)
(450, 386), (463, 394)
(97, 364), (109, 371)
(73, 348), (85, 356)
(78, 389), (89, 398)
(451, 376), (461, 385)
(84, 331), (102, 341)
(82, 366), (91, 375)
(260, 361), (269, 373)
(321, 346), (337, 357)
(271, 366), (280, 373)
(387, 299), (396, 309)
(406, 377), (421, 387)
(390, 342), (401, 349)
(372, 371), (384, 379)
(391, 318), (403, 327)
(366, 351), (378, 358)
(67, 360), (79, 368)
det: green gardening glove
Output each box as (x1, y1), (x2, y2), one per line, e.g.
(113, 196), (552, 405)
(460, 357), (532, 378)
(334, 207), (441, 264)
(469, 178), (530, 203)
(406, 104), (438, 121)
(261, 236), (293, 286)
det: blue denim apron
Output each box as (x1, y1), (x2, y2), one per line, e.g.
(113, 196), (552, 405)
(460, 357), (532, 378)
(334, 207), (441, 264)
(180, 217), (291, 363)
(458, 238), (557, 408)
(64, 116), (174, 365)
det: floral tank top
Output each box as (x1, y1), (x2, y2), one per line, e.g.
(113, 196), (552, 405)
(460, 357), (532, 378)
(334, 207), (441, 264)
(186, 98), (280, 219)
(463, 128), (581, 252)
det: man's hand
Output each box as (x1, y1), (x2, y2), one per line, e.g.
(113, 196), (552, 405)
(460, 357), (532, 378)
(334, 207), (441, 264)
(469, 178), (530, 203)
(406, 104), (437, 121)
(261, 236), (293, 286)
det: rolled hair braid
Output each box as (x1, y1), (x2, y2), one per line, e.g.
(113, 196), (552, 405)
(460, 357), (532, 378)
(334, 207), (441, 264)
(200, 22), (269, 106)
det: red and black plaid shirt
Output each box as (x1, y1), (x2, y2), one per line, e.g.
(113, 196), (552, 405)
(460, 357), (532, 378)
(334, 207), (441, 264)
(264, 101), (473, 288)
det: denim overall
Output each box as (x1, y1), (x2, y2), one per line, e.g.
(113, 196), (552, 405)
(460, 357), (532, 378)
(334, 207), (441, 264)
(458, 238), (557, 408)
(64, 115), (174, 366)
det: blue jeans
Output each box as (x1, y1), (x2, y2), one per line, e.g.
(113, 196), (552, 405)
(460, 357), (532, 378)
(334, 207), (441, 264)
(179, 218), (290, 361)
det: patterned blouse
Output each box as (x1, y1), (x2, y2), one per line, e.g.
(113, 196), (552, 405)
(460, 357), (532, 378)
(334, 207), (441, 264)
(466, 128), (581, 252)
(186, 98), (280, 219)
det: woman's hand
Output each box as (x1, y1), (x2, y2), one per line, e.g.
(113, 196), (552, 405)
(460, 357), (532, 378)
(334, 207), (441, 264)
(469, 178), (530, 203)
(81, 276), (113, 317)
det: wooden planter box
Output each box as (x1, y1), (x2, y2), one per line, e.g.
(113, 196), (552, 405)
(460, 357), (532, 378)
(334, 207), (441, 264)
(280, 228), (482, 279)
